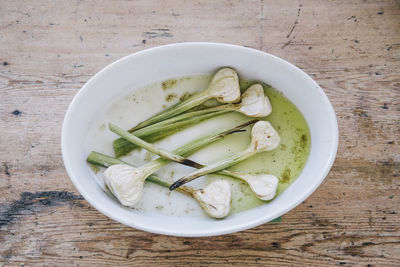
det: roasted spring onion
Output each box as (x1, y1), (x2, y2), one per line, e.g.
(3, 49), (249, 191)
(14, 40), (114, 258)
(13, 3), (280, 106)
(87, 153), (231, 218)
(170, 121), (280, 190)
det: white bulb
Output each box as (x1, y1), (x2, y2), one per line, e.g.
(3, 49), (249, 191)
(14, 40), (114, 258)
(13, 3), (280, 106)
(244, 174), (279, 200)
(239, 84), (272, 117)
(193, 180), (232, 218)
(103, 164), (145, 207)
(207, 68), (241, 103)
(249, 121), (280, 152)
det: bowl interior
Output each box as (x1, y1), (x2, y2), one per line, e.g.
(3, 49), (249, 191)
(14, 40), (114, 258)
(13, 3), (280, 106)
(62, 43), (338, 237)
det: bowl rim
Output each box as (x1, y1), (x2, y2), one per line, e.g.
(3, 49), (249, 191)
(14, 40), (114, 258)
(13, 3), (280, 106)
(62, 42), (338, 236)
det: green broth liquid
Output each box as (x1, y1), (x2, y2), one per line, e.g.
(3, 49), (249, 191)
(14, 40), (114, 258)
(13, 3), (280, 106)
(88, 75), (310, 217)
(222, 81), (311, 214)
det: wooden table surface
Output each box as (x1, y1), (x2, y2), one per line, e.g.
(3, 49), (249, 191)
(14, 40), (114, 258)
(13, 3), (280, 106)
(1, 0), (399, 266)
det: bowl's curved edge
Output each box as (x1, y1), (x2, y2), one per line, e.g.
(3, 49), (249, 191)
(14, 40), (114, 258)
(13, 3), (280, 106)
(61, 42), (339, 237)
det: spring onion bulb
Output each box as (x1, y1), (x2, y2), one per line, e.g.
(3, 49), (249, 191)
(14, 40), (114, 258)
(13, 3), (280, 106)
(88, 121), (253, 204)
(222, 171), (279, 200)
(129, 68), (241, 131)
(170, 121), (280, 190)
(163, 83), (272, 118)
(109, 120), (257, 169)
(236, 84), (272, 117)
(87, 154), (231, 218)
(113, 110), (228, 157)
(112, 83), (271, 157)
(111, 120), (279, 200)
(191, 179), (231, 218)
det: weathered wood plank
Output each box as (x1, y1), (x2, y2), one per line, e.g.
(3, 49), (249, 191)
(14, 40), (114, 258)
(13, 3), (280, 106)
(1, 0), (399, 266)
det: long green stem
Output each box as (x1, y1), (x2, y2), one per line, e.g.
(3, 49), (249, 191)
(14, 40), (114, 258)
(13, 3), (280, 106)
(88, 121), (254, 194)
(112, 119), (263, 190)
(113, 109), (228, 157)
(111, 119), (257, 165)
(88, 152), (257, 198)
(110, 123), (202, 167)
(171, 120), (256, 155)
(87, 152), (194, 196)
(170, 120), (281, 190)
(131, 90), (211, 131)
(219, 169), (250, 182)
(169, 150), (253, 190)
(136, 104), (238, 130)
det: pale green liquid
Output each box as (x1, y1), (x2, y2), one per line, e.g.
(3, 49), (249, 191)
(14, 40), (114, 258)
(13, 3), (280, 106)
(87, 75), (310, 217)
(220, 80), (311, 214)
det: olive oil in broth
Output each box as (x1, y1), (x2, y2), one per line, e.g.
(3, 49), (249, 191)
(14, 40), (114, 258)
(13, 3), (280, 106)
(86, 75), (310, 217)
(226, 80), (311, 214)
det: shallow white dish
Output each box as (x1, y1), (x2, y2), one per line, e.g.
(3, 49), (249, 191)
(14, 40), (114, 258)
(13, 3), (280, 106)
(62, 42), (338, 237)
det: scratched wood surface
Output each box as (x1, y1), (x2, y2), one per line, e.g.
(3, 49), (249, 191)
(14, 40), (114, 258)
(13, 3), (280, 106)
(1, 0), (399, 266)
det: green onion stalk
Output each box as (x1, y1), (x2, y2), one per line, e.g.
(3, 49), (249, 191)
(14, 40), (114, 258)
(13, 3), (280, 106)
(87, 152), (232, 218)
(113, 109), (228, 157)
(87, 121), (254, 208)
(127, 68), (241, 132)
(113, 83), (271, 157)
(169, 121), (280, 190)
(110, 120), (280, 200)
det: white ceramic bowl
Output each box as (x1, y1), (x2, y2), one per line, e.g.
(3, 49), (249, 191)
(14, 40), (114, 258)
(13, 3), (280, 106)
(62, 42), (338, 237)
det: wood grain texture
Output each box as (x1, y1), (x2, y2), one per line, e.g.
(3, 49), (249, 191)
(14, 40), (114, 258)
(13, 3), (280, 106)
(1, 0), (399, 266)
